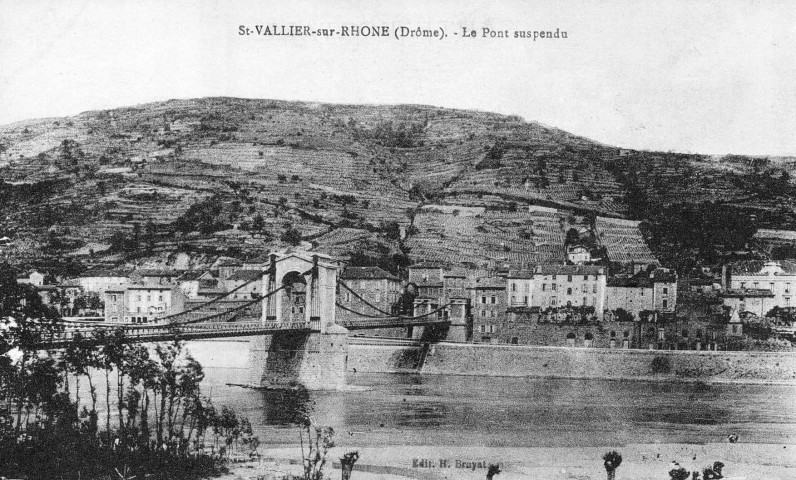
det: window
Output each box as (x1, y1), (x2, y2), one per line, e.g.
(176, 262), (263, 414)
(662, 287), (668, 295)
(658, 328), (665, 340)
(753, 282), (759, 289)
(663, 299), (668, 310)
(696, 329), (702, 338)
(593, 284), (597, 293)
(345, 292), (351, 302)
(567, 288), (572, 295)
(490, 310), (496, 317)
(136, 295), (141, 302)
(552, 284), (557, 292)
(511, 296), (516, 304)
(523, 295), (528, 304)
(610, 331), (616, 338)
(111, 294), (117, 302)
(159, 294), (163, 302)
(511, 337), (519, 345)
(552, 275), (557, 280)
(584, 275), (588, 281)
(481, 296), (487, 304)
(770, 282), (775, 292)
(490, 296), (496, 304)
(110, 316), (118, 322)
(786, 297), (791, 307)
(682, 329), (689, 338)
(480, 310), (486, 317)
(551, 296), (557, 306)
(542, 284), (547, 291)
(787, 283), (791, 293)
(582, 284), (587, 293)
(568, 275), (573, 282)
(623, 331), (629, 338)
(488, 325), (495, 333)
(583, 297), (587, 305)
(479, 325), (486, 333)
(512, 283), (517, 292)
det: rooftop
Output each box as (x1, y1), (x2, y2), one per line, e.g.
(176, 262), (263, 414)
(534, 265), (605, 276)
(341, 266), (400, 281)
(225, 270), (264, 281)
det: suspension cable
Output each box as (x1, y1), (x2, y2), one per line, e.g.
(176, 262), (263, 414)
(336, 278), (393, 316)
(336, 302), (454, 321)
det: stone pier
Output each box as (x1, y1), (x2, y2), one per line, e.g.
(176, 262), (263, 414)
(247, 325), (349, 390)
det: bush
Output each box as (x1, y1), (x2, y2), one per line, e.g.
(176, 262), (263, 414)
(651, 355), (671, 374)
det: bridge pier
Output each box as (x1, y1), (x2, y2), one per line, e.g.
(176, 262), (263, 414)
(247, 325), (349, 390)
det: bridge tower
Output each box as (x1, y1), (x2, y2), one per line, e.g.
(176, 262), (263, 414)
(248, 252), (349, 390)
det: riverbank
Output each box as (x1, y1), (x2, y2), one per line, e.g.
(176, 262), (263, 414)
(218, 442), (796, 480)
(349, 339), (796, 385)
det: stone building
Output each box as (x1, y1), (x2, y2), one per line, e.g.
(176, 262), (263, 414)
(507, 270), (533, 308)
(103, 285), (186, 324)
(530, 265), (607, 318)
(337, 266), (404, 337)
(75, 269), (130, 293)
(605, 269), (678, 317)
(223, 269), (263, 300)
(470, 277), (507, 343)
(724, 261), (796, 314)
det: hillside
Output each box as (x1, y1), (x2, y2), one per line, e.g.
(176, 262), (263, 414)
(1, 97), (794, 275)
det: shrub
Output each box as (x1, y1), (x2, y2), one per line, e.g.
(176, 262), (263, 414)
(651, 355), (671, 374)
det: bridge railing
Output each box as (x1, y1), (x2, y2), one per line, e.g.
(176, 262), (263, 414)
(33, 320), (317, 347)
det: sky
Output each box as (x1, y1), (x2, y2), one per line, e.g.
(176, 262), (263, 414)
(1, 0), (795, 155)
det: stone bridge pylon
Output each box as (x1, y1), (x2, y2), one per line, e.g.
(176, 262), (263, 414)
(247, 251), (349, 390)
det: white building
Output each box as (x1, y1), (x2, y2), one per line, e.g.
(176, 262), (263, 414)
(104, 285), (186, 324)
(531, 265), (607, 318)
(726, 261), (796, 314)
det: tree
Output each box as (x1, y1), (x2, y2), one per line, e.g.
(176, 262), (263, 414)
(602, 451), (622, 480)
(670, 467), (691, 480)
(565, 228), (580, 245)
(281, 225), (302, 246)
(252, 213), (265, 232)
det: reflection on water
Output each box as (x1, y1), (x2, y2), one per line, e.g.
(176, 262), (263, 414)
(200, 366), (796, 448)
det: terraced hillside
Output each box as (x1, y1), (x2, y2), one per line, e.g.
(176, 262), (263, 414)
(1, 97), (794, 274)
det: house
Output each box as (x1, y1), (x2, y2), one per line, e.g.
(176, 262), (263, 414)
(724, 261), (796, 314)
(103, 285), (186, 324)
(566, 244), (591, 265)
(131, 269), (184, 286)
(76, 269), (130, 293)
(223, 270), (263, 300)
(470, 277), (507, 343)
(507, 270), (534, 307)
(215, 258), (244, 280)
(177, 270), (218, 298)
(17, 270), (45, 287)
(530, 265), (607, 318)
(337, 266), (403, 337)
(605, 269), (678, 317)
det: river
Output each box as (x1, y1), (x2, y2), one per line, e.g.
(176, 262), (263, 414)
(185, 340), (796, 449)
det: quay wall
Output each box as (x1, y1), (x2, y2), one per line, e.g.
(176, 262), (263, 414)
(348, 339), (796, 383)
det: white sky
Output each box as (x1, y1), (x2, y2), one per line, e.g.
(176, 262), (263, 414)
(1, 0), (794, 155)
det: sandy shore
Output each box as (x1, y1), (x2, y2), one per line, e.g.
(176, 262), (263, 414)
(219, 442), (796, 480)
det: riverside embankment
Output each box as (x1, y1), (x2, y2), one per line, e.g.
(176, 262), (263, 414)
(347, 337), (796, 384)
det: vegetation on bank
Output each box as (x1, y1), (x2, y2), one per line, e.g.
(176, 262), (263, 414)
(0, 266), (256, 479)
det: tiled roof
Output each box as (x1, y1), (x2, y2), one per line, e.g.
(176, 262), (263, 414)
(534, 265), (605, 276)
(225, 270), (263, 281)
(722, 288), (775, 297)
(178, 270), (213, 281)
(135, 269), (183, 277)
(507, 269), (534, 279)
(342, 266), (400, 281)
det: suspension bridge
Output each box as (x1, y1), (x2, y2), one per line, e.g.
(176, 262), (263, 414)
(18, 252), (459, 389)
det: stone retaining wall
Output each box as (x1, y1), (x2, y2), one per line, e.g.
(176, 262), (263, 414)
(348, 340), (796, 383)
